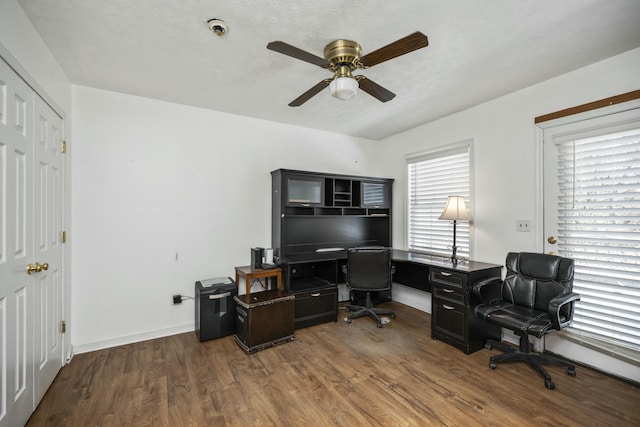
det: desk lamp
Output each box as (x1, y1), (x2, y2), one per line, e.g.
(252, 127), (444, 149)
(438, 196), (470, 263)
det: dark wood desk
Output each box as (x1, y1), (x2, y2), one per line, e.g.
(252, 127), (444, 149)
(391, 249), (502, 289)
(394, 250), (504, 353)
(276, 249), (502, 354)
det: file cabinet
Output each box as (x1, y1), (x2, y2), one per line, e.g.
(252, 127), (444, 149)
(234, 290), (295, 354)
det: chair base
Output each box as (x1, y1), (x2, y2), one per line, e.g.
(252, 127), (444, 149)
(345, 291), (395, 328)
(485, 335), (576, 390)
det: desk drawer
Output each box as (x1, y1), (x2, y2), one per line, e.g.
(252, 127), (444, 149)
(432, 299), (465, 342)
(432, 285), (464, 305)
(430, 267), (468, 290)
(293, 285), (338, 329)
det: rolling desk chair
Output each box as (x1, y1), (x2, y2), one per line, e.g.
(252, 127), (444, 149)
(342, 246), (396, 328)
(474, 252), (580, 389)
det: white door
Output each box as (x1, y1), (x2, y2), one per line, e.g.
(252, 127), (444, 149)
(32, 95), (64, 405)
(0, 58), (65, 427)
(0, 58), (35, 427)
(541, 104), (640, 370)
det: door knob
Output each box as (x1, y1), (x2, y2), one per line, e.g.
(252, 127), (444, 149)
(26, 262), (48, 275)
(27, 263), (42, 275)
(547, 236), (558, 244)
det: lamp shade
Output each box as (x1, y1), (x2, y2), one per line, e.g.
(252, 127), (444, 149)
(329, 76), (358, 100)
(438, 196), (470, 221)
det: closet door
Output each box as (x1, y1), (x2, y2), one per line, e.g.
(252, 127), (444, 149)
(0, 58), (35, 427)
(0, 58), (65, 427)
(32, 95), (64, 405)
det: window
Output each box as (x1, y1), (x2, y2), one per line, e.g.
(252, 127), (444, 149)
(407, 142), (472, 259)
(553, 128), (640, 354)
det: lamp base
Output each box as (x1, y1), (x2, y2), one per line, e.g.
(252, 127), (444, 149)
(450, 246), (458, 264)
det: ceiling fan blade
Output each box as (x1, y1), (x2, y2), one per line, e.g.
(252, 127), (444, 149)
(360, 32), (429, 67)
(289, 80), (331, 107)
(267, 41), (330, 68)
(357, 77), (396, 103)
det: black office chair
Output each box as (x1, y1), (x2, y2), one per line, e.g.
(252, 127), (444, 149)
(474, 252), (581, 389)
(341, 246), (396, 328)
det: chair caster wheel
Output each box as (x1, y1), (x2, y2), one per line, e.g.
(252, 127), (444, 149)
(489, 362), (497, 369)
(347, 318), (352, 323)
(566, 367), (576, 377)
(377, 322), (383, 328)
(484, 343), (493, 350)
(391, 313), (396, 319)
(545, 379), (556, 390)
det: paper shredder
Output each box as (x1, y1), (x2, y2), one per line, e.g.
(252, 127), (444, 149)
(195, 277), (237, 341)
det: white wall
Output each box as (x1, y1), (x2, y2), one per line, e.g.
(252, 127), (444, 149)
(378, 47), (640, 381)
(70, 85), (379, 352)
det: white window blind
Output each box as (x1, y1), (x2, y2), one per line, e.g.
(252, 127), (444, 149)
(555, 128), (640, 353)
(407, 144), (471, 258)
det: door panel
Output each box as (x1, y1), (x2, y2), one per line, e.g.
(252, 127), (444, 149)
(543, 109), (640, 253)
(0, 57), (34, 427)
(33, 95), (63, 405)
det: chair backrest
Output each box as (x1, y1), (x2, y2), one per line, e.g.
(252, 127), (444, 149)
(346, 246), (393, 292)
(503, 252), (574, 312)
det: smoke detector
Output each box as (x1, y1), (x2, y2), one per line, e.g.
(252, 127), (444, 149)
(207, 19), (228, 36)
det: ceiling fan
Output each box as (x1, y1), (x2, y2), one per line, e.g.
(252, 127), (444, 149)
(267, 32), (429, 107)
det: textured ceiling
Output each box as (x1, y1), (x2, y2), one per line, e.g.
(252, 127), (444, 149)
(18, 0), (640, 140)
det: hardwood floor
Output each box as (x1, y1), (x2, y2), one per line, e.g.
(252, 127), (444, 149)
(27, 302), (639, 426)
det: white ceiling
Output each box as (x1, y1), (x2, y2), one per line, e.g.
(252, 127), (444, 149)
(18, 0), (640, 140)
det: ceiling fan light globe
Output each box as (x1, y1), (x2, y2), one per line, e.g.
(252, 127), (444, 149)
(329, 77), (358, 101)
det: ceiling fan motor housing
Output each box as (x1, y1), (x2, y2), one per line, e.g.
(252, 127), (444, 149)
(324, 40), (362, 69)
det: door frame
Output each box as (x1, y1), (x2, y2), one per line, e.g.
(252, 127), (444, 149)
(534, 96), (640, 382)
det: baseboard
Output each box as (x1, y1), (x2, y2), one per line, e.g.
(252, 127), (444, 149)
(73, 323), (194, 354)
(65, 345), (74, 365)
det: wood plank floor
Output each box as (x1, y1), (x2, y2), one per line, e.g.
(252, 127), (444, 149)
(27, 302), (639, 426)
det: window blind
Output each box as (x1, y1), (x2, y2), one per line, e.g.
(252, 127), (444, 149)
(407, 145), (471, 258)
(555, 128), (640, 353)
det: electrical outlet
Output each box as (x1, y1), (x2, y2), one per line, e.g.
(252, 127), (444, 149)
(517, 219), (532, 232)
(172, 294), (182, 304)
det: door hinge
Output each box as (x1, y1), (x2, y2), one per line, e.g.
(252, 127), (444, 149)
(60, 320), (66, 334)
(61, 230), (66, 243)
(61, 140), (67, 154)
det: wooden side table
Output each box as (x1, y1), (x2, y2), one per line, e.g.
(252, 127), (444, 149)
(235, 265), (283, 295)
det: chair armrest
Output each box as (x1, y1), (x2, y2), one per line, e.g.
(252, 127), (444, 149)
(472, 277), (502, 303)
(548, 292), (581, 330)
